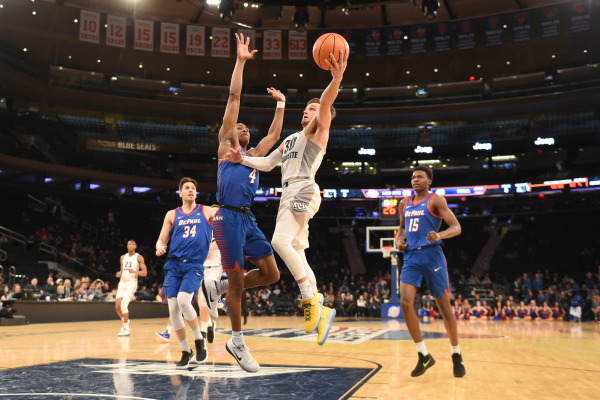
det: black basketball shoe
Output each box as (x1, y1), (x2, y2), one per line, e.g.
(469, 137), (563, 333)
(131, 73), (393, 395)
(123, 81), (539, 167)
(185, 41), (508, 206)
(411, 352), (436, 377)
(207, 320), (216, 344)
(452, 353), (466, 377)
(176, 350), (195, 369)
(195, 338), (208, 363)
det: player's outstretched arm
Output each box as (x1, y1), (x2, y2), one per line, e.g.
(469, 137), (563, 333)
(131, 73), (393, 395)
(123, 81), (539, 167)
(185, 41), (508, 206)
(426, 194), (461, 243)
(248, 87), (285, 157)
(220, 143), (283, 172)
(395, 198), (408, 251)
(156, 210), (174, 256)
(218, 33), (257, 158)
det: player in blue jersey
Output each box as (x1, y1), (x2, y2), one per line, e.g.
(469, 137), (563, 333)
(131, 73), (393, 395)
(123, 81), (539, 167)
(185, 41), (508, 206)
(395, 166), (466, 378)
(203, 33), (283, 373)
(156, 177), (216, 369)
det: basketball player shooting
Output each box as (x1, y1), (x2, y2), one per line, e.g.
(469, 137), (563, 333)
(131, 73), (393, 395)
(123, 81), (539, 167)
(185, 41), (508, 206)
(220, 44), (349, 345)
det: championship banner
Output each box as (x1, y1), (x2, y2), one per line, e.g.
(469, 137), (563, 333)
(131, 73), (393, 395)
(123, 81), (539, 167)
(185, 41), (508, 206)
(211, 27), (230, 58)
(106, 15), (126, 48)
(540, 6), (561, 39)
(288, 30), (307, 60)
(237, 28), (256, 51)
(385, 27), (403, 56)
(186, 25), (205, 56)
(408, 25), (427, 55)
(432, 22), (451, 53)
(160, 22), (180, 54)
(364, 28), (383, 58)
(456, 20), (476, 51)
(79, 10), (100, 43)
(262, 30), (282, 60)
(134, 19), (154, 52)
(511, 11), (531, 43)
(484, 15), (504, 47)
(570, 0), (591, 33)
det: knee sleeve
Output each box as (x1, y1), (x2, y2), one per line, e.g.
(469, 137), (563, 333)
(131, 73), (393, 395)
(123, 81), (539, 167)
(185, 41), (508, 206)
(177, 292), (197, 321)
(168, 298), (185, 330)
(272, 233), (307, 281)
(296, 249), (317, 290)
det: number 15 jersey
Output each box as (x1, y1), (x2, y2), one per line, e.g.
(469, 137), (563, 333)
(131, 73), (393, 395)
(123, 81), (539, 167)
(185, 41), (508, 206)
(402, 192), (442, 250)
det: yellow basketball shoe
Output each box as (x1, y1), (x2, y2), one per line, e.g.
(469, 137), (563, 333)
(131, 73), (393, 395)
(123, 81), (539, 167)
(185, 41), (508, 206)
(301, 293), (323, 333)
(317, 306), (336, 346)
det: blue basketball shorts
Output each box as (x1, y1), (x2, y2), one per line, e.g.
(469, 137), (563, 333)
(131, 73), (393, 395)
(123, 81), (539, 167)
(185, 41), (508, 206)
(400, 245), (451, 299)
(163, 259), (204, 298)
(213, 208), (273, 272)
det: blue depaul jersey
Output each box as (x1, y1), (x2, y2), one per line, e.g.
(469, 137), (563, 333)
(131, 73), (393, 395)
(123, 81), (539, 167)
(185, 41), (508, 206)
(168, 204), (212, 262)
(217, 147), (258, 207)
(402, 192), (442, 250)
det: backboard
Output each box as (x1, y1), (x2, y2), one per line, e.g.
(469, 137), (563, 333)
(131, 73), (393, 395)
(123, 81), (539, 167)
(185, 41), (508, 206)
(366, 226), (399, 254)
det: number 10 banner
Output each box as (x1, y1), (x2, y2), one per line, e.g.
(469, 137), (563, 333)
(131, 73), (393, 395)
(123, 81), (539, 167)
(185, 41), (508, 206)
(79, 9), (100, 43)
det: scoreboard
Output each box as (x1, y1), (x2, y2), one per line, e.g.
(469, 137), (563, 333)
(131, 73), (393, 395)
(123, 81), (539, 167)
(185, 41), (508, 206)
(380, 198), (400, 220)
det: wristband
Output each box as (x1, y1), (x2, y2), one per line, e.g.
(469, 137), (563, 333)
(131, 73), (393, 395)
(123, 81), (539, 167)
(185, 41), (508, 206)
(276, 101), (286, 109)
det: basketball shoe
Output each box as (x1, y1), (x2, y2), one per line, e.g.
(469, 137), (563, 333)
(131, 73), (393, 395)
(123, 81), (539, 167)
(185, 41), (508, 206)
(226, 338), (259, 373)
(195, 338), (208, 363)
(207, 320), (216, 344)
(317, 306), (336, 345)
(202, 279), (220, 320)
(176, 350), (195, 369)
(451, 353), (466, 377)
(155, 330), (170, 342)
(117, 326), (130, 336)
(301, 293), (323, 333)
(411, 353), (435, 377)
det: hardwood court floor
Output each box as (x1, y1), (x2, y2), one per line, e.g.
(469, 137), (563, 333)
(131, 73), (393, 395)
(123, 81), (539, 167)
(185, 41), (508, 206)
(1, 316), (599, 399)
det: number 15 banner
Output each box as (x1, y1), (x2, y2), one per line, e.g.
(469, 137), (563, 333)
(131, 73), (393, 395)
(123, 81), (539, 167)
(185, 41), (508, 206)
(263, 30), (282, 60)
(288, 30), (307, 60)
(160, 22), (180, 54)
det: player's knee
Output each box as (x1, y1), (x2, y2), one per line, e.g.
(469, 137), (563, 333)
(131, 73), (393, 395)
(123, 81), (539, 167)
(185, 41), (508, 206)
(267, 267), (280, 284)
(401, 297), (414, 311)
(271, 234), (291, 253)
(120, 302), (129, 314)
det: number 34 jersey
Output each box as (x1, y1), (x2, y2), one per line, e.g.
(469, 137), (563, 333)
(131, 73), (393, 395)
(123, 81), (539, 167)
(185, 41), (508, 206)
(217, 147), (258, 207)
(402, 192), (442, 250)
(168, 204), (212, 262)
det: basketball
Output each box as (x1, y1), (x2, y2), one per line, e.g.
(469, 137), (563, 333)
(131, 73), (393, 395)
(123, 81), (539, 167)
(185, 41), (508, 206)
(312, 33), (349, 70)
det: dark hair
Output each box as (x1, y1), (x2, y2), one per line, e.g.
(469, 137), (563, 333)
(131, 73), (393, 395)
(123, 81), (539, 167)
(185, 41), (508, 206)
(127, 239), (137, 245)
(307, 98), (336, 119)
(179, 177), (198, 191)
(414, 166), (433, 181)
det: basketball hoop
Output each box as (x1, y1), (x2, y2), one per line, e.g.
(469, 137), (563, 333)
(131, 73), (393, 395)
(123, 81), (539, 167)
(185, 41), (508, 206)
(382, 246), (394, 258)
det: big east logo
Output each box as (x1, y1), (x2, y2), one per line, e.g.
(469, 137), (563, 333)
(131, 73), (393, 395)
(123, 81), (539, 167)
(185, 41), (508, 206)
(290, 201), (308, 213)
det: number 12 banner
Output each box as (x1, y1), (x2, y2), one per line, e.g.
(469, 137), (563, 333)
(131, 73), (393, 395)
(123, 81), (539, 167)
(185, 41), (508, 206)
(288, 30), (307, 60)
(106, 15), (126, 48)
(262, 30), (282, 60)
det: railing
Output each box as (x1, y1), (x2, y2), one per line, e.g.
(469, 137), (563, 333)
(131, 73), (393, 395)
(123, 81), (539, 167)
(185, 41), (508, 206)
(81, 221), (98, 240)
(0, 248), (6, 261)
(0, 226), (26, 248)
(8, 265), (16, 286)
(43, 196), (77, 226)
(38, 242), (58, 260)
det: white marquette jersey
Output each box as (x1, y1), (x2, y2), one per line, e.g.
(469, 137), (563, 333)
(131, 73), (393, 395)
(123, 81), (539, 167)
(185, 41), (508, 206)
(203, 235), (221, 267)
(280, 130), (325, 184)
(121, 253), (140, 282)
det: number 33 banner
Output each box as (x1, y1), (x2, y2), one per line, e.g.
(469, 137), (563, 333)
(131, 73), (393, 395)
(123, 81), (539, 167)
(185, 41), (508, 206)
(262, 30), (281, 60)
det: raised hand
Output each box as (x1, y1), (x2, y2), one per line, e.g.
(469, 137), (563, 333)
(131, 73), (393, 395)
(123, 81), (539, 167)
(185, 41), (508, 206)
(325, 46), (349, 80)
(219, 146), (244, 164)
(235, 33), (258, 61)
(267, 87), (285, 103)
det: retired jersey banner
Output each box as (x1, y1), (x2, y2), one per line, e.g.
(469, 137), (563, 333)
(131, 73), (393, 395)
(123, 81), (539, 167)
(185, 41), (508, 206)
(288, 30), (307, 60)
(186, 25), (205, 56)
(385, 27), (403, 56)
(237, 28), (256, 51)
(511, 11), (531, 43)
(338, 29), (357, 58)
(456, 20), (476, 51)
(364, 28), (383, 58)
(570, 0), (591, 33)
(540, 6), (561, 39)
(106, 15), (126, 48)
(432, 22), (451, 53)
(79, 10), (100, 43)
(409, 25), (427, 55)
(160, 22), (180, 54)
(262, 30), (282, 60)
(134, 19), (154, 52)
(211, 27), (230, 58)
(484, 15), (504, 47)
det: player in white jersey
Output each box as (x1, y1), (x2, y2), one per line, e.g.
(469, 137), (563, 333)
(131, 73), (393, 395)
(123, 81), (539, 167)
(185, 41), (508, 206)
(220, 47), (348, 345)
(199, 230), (222, 343)
(116, 240), (147, 336)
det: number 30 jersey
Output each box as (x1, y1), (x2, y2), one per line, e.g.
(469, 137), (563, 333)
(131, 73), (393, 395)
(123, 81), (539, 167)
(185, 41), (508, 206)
(280, 130), (324, 184)
(217, 147), (258, 207)
(168, 204), (212, 262)
(402, 192), (442, 250)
